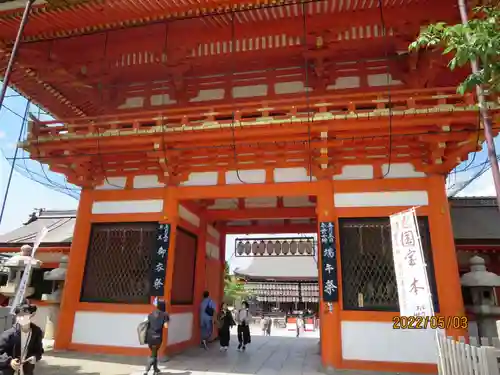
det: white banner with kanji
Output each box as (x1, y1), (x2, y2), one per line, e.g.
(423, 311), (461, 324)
(390, 208), (433, 317)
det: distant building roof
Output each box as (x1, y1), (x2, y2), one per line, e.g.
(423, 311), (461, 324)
(449, 197), (500, 241)
(234, 255), (318, 280)
(0, 209), (76, 245)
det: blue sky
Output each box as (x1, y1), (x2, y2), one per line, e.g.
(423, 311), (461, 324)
(0, 88), (498, 237)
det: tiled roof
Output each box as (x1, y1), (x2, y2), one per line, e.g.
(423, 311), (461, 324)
(233, 255), (318, 280)
(449, 197), (500, 240)
(0, 209), (76, 244)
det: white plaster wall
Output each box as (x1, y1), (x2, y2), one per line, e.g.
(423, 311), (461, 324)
(333, 165), (374, 180)
(93, 163), (425, 189)
(341, 321), (439, 364)
(91, 200), (163, 214)
(95, 177), (127, 190)
(72, 311), (194, 348)
(179, 205), (200, 227)
(72, 311), (146, 347)
(381, 163), (426, 179)
(190, 89), (225, 102)
(206, 242), (220, 259)
(274, 167), (316, 183)
(207, 225), (220, 241)
(181, 172), (218, 186)
(167, 312), (193, 346)
(327, 76), (360, 90)
(133, 175), (165, 188)
(245, 197), (277, 208)
(283, 196), (315, 207)
(118, 97), (144, 109)
(334, 191), (428, 208)
(226, 170), (266, 184)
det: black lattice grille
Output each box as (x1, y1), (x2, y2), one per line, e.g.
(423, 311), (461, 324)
(80, 222), (157, 304)
(339, 217), (438, 312)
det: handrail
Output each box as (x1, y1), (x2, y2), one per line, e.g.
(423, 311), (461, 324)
(33, 86), (470, 126)
(26, 86), (497, 142)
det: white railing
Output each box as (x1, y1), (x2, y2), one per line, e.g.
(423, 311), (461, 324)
(438, 334), (500, 375)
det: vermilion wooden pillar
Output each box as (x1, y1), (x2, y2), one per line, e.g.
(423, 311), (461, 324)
(427, 176), (467, 339)
(219, 229), (227, 306)
(316, 180), (342, 371)
(54, 189), (93, 350)
(193, 215), (208, 344)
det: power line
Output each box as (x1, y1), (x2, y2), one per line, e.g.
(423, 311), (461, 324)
(0, 100), (30, 226)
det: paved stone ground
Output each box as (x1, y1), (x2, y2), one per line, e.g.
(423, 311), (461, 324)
(35, 327), (432, 375)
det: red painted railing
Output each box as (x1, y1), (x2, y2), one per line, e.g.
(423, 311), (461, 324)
(27, 87), (483, 141)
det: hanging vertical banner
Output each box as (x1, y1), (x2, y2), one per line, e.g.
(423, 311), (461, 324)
(390, 208), (433, 317)
(319, 222), (338, 302)
(150, 223), (171, 297)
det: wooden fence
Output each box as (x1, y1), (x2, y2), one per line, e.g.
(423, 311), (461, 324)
(438, 334), (500, 375)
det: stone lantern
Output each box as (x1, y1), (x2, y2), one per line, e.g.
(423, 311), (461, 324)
(0, 245), (42, 304)
(41, 255), (68, 341)
(460, 255), (500, 338)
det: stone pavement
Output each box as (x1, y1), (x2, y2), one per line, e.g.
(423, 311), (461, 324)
(35, 327), (431, 375)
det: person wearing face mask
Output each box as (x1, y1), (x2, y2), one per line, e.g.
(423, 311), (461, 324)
(0, 303), (44, 375)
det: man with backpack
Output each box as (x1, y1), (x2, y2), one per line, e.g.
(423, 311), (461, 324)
(138, 299), (169, 375)
(200, 291), (216, 350)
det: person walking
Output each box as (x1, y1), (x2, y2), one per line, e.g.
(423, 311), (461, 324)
(216, 302), (235, 351)
(200, 291), (216, 350)
(143, 299), (169, 375)
(259, 314), (267, 336)
(266, 317), (272, 336)
(236, 301), (251, 352)
(296, 314), (304, 338)
(0, 302), (44, 375)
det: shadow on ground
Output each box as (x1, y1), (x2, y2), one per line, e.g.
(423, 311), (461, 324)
(37, 334), (428, 375)
(41, 334), (320, 374)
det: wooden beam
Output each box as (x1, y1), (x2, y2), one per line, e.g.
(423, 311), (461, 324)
(206, 207), (316, 221)
(224, 223), (316, 235)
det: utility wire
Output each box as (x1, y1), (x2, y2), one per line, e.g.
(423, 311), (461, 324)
(449, 154), (500, 197)
(0, 100), (30, 226)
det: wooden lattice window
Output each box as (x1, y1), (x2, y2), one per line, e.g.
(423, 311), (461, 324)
(339, 217), (439, 312)
(80, 222), (157, 304)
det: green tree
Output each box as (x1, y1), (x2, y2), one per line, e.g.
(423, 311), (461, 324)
(409, 5), (499, 94)
(223, 261), (251, 305)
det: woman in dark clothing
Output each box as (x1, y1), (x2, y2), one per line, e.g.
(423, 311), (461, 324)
(216, 303), (235, 351)
(0, 303), (44, 375)
(144, 300), (170, 375)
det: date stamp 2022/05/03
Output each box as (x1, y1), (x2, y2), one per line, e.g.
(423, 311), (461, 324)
(393, 316), (469, 330)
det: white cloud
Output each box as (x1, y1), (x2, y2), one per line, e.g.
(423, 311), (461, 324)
(0, 130), (5, 139)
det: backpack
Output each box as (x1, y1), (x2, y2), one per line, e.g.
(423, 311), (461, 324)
(205, 304), (214, 317)
(137, 321), (148, 345)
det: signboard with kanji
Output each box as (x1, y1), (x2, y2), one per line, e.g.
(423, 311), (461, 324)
(390, 208), (433, 317)
(150, 223), (170, 297)
(319, 222), (338, 303)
